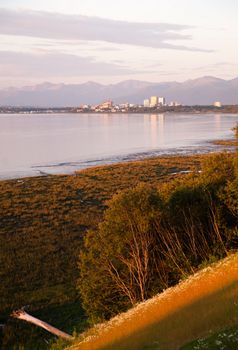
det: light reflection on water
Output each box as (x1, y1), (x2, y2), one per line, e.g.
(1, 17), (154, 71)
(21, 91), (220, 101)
(0, 113), (237, 179)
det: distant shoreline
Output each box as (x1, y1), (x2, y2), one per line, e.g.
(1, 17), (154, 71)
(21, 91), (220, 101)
(0, 140), (236, 182)
(0, 112), (236, 181)
(1, 106), (238, 115)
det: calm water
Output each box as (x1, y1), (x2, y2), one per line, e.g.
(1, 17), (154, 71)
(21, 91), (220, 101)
(0, 113), (237, 179)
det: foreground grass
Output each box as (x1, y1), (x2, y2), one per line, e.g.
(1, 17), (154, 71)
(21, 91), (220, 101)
(181, 324), (238, 349)
(66, 254), (238, 350)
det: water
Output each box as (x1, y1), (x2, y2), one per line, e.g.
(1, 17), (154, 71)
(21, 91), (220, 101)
(0, 113), (237, 179)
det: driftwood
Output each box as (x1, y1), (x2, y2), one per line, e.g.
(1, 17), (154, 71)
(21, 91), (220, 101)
(11, 310), (73, 341)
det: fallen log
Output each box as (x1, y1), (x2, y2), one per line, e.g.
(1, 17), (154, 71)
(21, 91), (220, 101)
(11, 310), (73, 341)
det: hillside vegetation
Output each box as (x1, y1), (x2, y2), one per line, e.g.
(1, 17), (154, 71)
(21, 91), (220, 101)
(66, 254), (238, 350)
(66, 253), (238, 350)
(63, 128), (237, 349)
(0, 155), (204, 348)
(0, 156), (201, 313)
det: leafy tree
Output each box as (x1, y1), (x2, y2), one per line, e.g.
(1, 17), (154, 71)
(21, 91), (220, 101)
(163, 185), (228, 270)
(78, 184), (166, 323)
(233, 123), (238, 176)
(200, 153), (234, 189)
(221, 179), (238, 220)
(233, 123), (238, 139)
(218, 123), (238, 248)
(78, 130), (238, 324)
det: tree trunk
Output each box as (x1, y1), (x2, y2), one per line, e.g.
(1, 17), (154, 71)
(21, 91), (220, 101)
(11, 310), (73, 340)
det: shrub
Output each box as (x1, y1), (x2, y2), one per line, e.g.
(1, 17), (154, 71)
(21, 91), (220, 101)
(78, 184), (166, 323)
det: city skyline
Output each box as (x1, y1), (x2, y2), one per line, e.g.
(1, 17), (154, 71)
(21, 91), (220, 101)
(0, 0), (238, 88)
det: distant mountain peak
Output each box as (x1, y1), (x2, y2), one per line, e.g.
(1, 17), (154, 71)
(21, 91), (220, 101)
(0, 76), (237, 107)
(83, 81), (103, 87)
(186, 76), (224, 84)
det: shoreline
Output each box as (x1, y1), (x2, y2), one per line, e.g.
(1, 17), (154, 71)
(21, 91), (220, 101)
(1, 112), (237, 181)
(0, 139), (236, 182)
(1, 110), (238, 115)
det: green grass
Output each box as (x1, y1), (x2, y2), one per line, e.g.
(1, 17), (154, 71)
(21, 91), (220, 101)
(181, 324), (238, 349)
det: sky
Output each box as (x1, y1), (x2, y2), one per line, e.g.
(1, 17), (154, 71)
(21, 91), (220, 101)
(0, 0), (238, 88)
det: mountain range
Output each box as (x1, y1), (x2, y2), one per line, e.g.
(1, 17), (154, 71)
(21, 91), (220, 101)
(1, 76), (238, 107)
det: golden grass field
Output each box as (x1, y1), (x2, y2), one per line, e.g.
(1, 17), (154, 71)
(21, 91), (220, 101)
(67, 253), (238, 350)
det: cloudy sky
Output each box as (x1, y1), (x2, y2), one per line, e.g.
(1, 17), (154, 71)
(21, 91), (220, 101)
(0, 0), (238, 88)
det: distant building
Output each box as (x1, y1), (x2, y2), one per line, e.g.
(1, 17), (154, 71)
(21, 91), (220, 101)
(150, 96), (158, 107)
(99, 100), (113, 110)
(120, 103), (130, 108)
(214, 101), (222, 108)
(81, 104), (90, 109)
(158, 97), (166, 106)
(169, 101), (181, 107)
(144, 99), (150, 107)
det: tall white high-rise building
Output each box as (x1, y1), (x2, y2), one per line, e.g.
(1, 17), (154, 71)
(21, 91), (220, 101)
(144, 99), (150, 107)
(214, 101), (222, 108)
(158, 97), (166, 106)
(150, 96), (158, 107)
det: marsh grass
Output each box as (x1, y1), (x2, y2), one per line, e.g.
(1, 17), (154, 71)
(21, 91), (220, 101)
(212, 139), (238, 147)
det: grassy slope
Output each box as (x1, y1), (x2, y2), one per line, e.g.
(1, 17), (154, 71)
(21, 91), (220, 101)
(67, 253), (238, 350)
